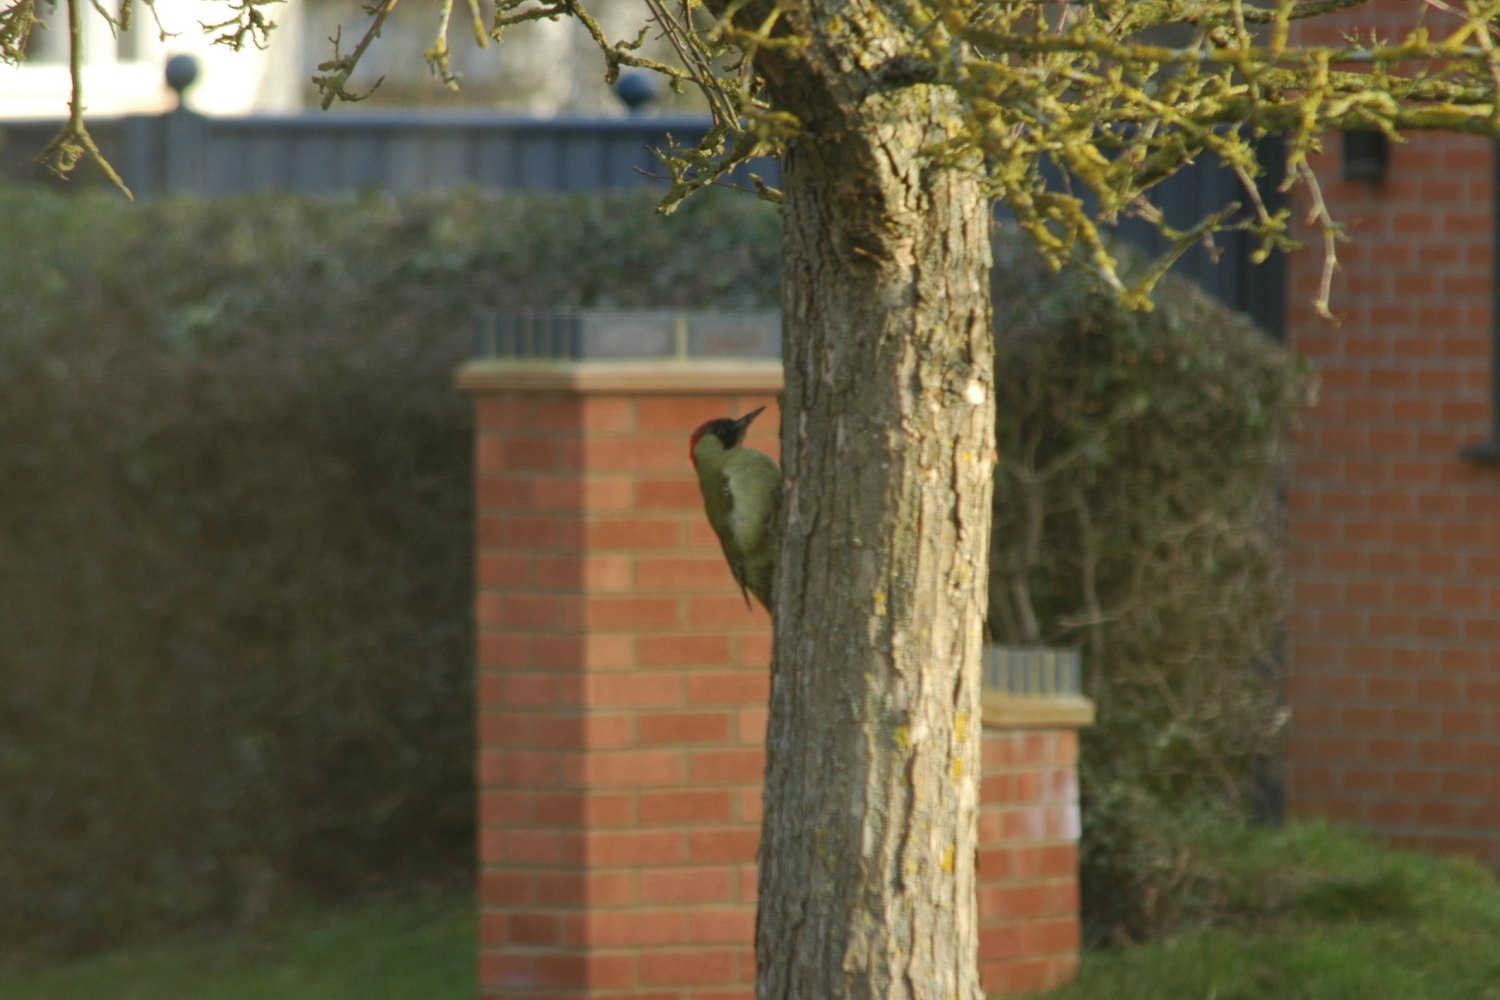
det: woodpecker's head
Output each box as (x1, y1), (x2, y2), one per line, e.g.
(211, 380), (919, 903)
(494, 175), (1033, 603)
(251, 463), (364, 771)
(689, 406), (766, 470)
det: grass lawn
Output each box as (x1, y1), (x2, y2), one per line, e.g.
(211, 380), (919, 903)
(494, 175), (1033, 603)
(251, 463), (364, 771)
(1039, 822), (1500, 1000)
(3, 824), (1498, 999)
(0, 891), (474, 1000)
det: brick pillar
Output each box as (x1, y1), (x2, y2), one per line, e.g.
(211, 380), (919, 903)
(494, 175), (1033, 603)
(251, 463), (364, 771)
(460, 356), (780, 999)
(977, 654), (1093, 996)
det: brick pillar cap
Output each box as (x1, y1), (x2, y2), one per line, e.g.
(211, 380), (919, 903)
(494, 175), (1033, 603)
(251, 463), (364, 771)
(982, 693), (1095, 729)
(455, 358), (784, 395)
(982, 645), (1095, 730)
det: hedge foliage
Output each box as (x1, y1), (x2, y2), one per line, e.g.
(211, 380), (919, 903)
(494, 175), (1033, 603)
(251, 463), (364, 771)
(0, 182), (1305, 955)
(0, 185), (781, 955)
(989, 238), (1314, 944)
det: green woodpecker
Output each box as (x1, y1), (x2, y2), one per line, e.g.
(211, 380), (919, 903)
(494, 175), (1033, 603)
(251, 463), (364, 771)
(689, 406), (781, 613)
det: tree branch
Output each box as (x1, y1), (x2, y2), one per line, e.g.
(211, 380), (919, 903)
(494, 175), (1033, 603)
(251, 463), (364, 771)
(312, 0), (399, 109)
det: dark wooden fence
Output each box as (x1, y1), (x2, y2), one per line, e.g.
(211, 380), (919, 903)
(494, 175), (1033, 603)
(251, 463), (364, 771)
(0, 110), (762, 199)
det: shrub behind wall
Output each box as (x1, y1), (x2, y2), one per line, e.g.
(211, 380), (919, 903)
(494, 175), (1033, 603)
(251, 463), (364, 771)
(988, 239), (1314, 944)
(0, 186), (782, 954)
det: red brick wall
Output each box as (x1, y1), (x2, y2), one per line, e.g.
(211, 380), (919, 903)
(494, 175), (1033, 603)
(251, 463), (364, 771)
(977, 729), (1082, 995)
(1285, 0), (1500, 861)
(464, 363), (1086, 997)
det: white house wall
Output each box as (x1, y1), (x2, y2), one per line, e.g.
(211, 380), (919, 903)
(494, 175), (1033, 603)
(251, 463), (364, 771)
(2, 0), (303, 117)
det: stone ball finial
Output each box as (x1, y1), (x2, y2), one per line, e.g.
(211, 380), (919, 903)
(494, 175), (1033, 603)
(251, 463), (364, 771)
(613, 72), (659, 114)
(165, 54), (201, 108)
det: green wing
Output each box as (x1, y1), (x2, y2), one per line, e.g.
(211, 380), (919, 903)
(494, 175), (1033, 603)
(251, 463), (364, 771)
(723, 449), (781, 612)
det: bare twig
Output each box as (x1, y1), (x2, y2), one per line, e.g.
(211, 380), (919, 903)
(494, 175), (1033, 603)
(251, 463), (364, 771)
(35, 0), (132, 198)
(1295, 159), (1344, 321)
(1070, 488), (1108, 701)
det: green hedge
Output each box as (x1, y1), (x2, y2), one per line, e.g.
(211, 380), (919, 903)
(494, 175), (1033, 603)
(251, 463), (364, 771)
(0, 186), (782, 954)
(0, 182), (1304, 955)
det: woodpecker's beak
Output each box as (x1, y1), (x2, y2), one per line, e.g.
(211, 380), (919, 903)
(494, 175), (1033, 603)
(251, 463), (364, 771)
(732, 407), (768, 452)
(735, 407), (768, 446)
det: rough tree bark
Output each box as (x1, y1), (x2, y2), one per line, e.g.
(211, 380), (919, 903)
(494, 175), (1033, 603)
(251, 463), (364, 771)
(754, 12), (997, 995)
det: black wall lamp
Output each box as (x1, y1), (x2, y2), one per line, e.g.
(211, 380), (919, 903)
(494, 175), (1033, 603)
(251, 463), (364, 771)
(1342, 130), (1390, 184)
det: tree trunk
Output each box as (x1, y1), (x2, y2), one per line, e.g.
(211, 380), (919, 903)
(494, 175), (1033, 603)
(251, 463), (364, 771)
(756, 50), (997, 999)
